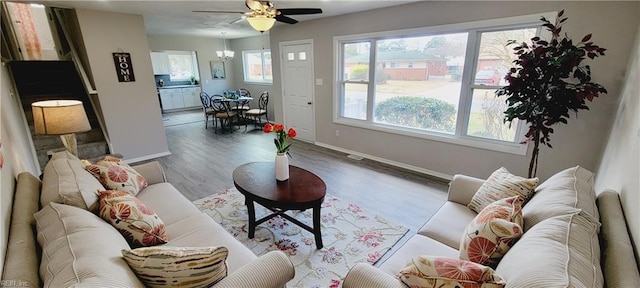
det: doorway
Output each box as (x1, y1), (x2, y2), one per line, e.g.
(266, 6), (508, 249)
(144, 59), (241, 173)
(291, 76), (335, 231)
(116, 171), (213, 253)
(280, 40), (315, 143)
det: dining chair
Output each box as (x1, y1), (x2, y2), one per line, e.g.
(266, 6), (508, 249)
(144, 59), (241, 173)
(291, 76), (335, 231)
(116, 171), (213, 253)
(234, 88), (252, 112)
(210, 95), (238, 133)
(200, 92), (215, 129)
(244, 91), (269, 129)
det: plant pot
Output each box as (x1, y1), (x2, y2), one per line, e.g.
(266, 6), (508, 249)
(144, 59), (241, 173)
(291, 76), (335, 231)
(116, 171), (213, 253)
(275, 153), (289, 182)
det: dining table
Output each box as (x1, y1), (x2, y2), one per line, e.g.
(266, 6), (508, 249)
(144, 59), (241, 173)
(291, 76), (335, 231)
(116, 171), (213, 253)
(222, 96), (253, 129)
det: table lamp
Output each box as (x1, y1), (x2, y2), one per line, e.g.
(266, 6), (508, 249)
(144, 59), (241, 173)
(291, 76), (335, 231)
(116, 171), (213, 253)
(31, 100), (91, 157)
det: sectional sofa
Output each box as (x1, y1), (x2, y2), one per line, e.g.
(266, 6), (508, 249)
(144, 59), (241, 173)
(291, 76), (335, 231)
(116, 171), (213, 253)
(2, 151), (295, 287)
(343, 166), (640, 287)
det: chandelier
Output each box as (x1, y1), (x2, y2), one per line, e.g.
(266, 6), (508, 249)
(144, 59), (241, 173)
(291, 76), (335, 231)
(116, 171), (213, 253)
(216, 38), (234, 60)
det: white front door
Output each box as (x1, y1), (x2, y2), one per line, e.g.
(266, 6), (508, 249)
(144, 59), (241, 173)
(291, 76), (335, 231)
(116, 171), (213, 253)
(280, 41), (315, 142)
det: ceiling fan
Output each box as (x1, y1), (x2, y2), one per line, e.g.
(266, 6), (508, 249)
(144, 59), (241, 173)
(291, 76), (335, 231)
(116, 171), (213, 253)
(193, 0), (323, 32)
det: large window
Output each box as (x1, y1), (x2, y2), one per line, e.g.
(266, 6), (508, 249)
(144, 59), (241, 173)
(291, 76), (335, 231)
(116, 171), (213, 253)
(335, 14), (549, 154)
(167, 51), (198, 81)
(243, 50), (272, 83)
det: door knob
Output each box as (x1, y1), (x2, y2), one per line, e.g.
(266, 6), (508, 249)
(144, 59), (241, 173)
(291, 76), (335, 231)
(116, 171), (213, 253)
(307, 102), (312, 105)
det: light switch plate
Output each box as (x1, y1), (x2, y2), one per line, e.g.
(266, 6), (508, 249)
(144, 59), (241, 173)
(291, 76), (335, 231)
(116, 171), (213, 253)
(315, 79), (323, 85)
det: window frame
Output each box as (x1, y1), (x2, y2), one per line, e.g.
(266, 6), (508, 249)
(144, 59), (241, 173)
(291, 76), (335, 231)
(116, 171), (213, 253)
(333, 12), (555, 155)
(242, 49), (273, 84)
(165, 51), (199, 82)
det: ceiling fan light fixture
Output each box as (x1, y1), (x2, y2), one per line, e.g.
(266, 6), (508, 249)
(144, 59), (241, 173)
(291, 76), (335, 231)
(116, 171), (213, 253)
(247, 15), (275, 32)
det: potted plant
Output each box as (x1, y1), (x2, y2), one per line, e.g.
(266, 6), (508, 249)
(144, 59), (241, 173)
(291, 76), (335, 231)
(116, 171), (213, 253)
(496, 10), (607, 178)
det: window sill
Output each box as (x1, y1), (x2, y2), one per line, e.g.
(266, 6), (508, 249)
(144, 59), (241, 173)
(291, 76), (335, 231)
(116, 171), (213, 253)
(334, 118), (528, 155)
(243, 81), (273, 85)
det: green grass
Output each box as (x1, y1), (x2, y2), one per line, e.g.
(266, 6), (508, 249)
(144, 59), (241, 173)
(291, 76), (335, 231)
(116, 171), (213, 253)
(467, 112), (517, 141)
(346, 80), (451, 93)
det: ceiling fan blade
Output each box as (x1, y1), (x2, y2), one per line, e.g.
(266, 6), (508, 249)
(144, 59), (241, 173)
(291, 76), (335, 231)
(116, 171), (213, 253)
(230, 17), (246, 24)
(275, 14), (298, 24)
(277, 8), (322, 15)
(192, 10), (244, 14)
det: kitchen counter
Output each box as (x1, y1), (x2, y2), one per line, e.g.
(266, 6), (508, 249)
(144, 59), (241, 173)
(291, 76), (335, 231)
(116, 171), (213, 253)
(157, 85), (202, 112)
(157, 85), (200, 89)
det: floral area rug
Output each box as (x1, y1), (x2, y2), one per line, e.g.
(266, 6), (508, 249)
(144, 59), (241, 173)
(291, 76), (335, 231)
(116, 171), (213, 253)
(193, 188), (409, 288)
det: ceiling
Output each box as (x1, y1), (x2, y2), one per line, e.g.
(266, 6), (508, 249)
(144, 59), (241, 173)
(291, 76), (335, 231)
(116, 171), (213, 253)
(32, 0), (419, 39)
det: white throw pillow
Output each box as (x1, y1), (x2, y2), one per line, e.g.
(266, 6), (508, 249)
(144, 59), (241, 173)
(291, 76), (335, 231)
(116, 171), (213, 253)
(122, 246), (229, 288)
(397, 255), (506, 288)
(85, 156), (148, 195)
(97, 190), (168, 248)
(41, 158), (104, 212)
(34, 202), (144, 287)
(468, 167), (538, 213)
(495, 212), (603, 288)
(522, 166), (599, 231)
(460, 196), (523, 266)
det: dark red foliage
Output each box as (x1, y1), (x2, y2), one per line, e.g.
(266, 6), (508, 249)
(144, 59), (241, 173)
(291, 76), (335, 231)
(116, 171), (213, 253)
(495, 10), (607, 177)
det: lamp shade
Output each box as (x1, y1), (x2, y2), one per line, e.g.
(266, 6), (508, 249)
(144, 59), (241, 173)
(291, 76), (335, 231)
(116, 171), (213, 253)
(247, 15), (276, 32)
(32, 100), (91, 135)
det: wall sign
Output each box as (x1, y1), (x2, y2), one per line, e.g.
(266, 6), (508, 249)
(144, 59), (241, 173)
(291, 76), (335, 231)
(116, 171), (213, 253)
(113, 52), (136, 82)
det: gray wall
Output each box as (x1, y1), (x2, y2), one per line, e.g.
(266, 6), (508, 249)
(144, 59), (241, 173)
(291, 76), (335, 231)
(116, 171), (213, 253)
(268, 1), (639, 181)
(147, 35), (234, 95)
(595, 23), (640, 260)
(0, 63), (40, 275)
(230, 35), (276, 122)
(75, 9), (169, 162)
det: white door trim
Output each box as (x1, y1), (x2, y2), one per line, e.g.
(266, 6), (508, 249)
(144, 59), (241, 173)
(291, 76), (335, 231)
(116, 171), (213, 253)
(279, 39), (316, 143)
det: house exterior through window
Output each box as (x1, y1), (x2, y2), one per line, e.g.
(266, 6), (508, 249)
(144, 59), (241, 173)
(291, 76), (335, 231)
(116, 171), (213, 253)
(334, 13), (552, 154)
(243, 50), (273, 84)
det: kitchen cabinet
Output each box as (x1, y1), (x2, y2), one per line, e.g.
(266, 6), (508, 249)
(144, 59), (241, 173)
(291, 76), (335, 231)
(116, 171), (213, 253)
(150, 52), (170, 75)
(158, 86), (201, 111)
(159, 88), (183, 110)
(182, 87), (201, 107)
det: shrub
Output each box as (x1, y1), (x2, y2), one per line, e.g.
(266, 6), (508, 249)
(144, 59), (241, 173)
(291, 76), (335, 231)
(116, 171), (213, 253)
(374, 96), (455, 132)
(349, 64), (369, 80)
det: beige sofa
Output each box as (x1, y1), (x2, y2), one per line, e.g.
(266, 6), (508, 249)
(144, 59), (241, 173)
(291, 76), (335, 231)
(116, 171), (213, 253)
(2, 152), (295, 287)
(343, 166), (640, 287)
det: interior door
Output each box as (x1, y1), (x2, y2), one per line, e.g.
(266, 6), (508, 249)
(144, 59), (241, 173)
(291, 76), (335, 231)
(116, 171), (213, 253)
(281, 42), (315, 142)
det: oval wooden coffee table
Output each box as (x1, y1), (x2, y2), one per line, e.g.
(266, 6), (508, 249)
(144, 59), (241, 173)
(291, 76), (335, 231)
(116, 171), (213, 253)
(233, 162), (326, 249)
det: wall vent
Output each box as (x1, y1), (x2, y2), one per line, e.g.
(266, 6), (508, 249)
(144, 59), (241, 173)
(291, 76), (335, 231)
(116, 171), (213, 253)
(347, 154), (364, 161)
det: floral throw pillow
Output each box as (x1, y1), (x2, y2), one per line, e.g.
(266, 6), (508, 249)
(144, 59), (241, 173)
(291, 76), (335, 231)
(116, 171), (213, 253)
(98, 190), (168, 248)
(85, 156), (148, 195)
(397, 255), (506, 288)
(467, 167), (538, 213)
(122, 246), (229, 288)
(460, 196), (523, 266)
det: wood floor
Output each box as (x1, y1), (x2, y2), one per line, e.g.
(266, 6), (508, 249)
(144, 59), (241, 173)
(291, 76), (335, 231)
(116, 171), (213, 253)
(153, 110), (450, 260)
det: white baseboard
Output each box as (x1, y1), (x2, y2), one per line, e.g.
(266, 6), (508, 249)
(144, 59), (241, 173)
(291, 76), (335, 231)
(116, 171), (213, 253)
(125, 151), (172, 164)
(314, 141), (453, 181)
